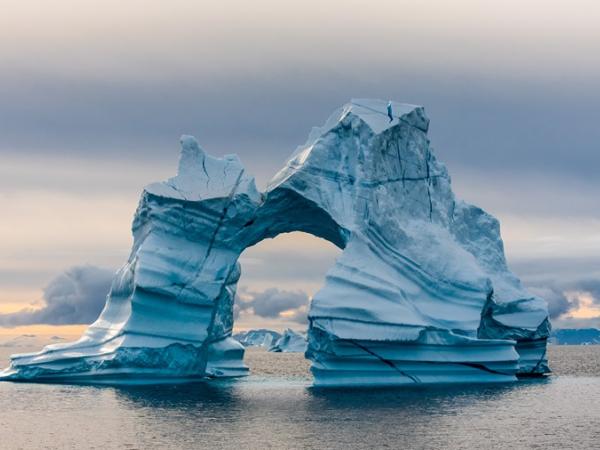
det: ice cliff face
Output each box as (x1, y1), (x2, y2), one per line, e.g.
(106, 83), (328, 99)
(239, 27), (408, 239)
(0, 99), (549, 386)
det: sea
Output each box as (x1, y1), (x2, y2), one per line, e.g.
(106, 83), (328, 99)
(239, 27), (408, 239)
(0, 339), (599, 449)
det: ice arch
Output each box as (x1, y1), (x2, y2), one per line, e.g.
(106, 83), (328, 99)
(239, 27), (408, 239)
(1, 99), (550, 386)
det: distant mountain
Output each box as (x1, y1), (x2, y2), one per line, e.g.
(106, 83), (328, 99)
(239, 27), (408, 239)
(549, 329), (600, 345)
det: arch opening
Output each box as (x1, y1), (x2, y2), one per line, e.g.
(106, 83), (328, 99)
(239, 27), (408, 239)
(233, 231), (341, 368)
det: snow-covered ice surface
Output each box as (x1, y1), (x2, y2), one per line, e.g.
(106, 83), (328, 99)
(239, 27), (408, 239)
(269, 329), (307, 353)
(0, 99), (549, 386)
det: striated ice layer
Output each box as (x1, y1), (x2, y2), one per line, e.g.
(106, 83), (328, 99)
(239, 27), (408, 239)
(0, 99), (549, 386)
(308, 326), (518, 386)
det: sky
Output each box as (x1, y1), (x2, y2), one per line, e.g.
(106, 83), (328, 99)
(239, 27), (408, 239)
(1, 0), (599, 335)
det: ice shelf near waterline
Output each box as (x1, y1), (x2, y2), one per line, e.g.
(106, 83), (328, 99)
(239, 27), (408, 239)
(0, 99), (550, 386)
(269, 329), (307, 353)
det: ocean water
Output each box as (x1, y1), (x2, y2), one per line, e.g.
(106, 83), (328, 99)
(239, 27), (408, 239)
(0, 345), (599, 449)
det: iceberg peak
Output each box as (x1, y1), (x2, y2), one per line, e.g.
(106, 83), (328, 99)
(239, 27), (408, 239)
(145, 135), (261, 203)
(346, 98), (429, 133)
(304, 99), (429, 145)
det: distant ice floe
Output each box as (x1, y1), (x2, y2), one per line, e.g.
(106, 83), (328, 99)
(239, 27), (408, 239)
(233, 329), (282, 349)
(233, 328), (307, 352)
(269, 329), (307, 353)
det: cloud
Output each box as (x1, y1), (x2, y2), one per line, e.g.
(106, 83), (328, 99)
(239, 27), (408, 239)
(281, 306), (309, 325)
(236, 287), (310, 324)
(0, 265), (113, 327)
(572, 279), (600, 300)
(551, 316), (600, 329)
(528, 286), (575, 320)
(526, 278), (600, 327)
(243, 288), (308, 318)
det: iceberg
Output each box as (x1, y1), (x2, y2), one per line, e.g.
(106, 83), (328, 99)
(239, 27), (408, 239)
(269, 329), (307, 353)
(234, 329), (282, 348)
(0, 99), (550, 386)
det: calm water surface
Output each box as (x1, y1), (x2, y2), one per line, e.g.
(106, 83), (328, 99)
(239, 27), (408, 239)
(0, 345), (599, 449)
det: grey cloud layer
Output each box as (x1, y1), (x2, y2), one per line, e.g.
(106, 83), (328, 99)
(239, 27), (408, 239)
(237, 287), (309, 324)
(3, 73), (599, 186)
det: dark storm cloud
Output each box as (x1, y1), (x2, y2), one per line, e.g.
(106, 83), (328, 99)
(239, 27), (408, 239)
(0, 266), (113, 327)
